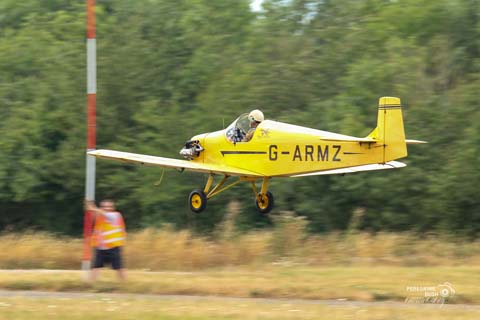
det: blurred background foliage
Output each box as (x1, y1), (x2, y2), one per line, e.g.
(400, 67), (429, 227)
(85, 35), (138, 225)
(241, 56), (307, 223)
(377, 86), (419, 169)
(0, 0), (478, 236)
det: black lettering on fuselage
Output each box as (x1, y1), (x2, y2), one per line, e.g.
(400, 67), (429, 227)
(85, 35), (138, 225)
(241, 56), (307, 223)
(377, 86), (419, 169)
(305, 145), (314, 161)
(332, 145), (341, 161)
(318, 145), (329, 161)
(293, 145), (302, 161)
(269, 145), (278, 160)
(266, 144), (341, 162)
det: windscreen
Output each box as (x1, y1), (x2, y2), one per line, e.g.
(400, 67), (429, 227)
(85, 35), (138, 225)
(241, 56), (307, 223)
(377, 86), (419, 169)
(225, 113), (249, 142)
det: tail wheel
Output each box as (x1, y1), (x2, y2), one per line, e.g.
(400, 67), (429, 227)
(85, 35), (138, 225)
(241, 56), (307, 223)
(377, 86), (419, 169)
(189, 189), (207, 213)
(255, 191), (274, 214)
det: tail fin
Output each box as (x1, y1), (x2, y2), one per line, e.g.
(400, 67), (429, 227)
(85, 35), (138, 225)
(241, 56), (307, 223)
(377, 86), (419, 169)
(367, 97), (407, 162)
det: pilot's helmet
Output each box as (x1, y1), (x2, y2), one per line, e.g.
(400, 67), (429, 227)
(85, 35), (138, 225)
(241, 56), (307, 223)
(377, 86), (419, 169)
(248, 109), (264, 123)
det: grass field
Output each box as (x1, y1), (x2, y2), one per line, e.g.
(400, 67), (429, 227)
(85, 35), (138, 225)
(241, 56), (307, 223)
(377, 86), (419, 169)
(0, 294), (479, 320)
(0, 266), (477, 304)
(0, 224), (480, 320)
(0, 224), (479, 319)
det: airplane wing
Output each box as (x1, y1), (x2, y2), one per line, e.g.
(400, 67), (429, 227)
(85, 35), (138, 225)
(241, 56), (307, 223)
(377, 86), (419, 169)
(290, 161), (406, 177)
(88, 149), (263, 177)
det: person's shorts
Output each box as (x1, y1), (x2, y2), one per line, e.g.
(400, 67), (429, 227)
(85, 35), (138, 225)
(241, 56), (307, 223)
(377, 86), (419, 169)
(93, 247), (123, 270)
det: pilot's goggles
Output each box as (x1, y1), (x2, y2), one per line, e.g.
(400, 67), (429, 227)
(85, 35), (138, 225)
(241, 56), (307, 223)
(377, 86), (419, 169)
(248, 115), (260, 123)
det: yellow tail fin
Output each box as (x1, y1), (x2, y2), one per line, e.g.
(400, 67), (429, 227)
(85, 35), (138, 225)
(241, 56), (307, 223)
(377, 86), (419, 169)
(367, 97), (407, 162)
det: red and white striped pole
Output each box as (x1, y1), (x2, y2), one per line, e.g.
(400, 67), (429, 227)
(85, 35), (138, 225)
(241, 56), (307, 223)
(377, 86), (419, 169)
(82, 0), (96, 272)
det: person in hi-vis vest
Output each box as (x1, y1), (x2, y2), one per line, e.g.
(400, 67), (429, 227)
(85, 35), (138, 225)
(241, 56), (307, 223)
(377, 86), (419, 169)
(86, 199), (126, 281)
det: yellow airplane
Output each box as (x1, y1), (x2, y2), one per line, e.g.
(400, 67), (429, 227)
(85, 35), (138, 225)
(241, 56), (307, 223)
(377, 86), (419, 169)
(88, 97), (425, 214)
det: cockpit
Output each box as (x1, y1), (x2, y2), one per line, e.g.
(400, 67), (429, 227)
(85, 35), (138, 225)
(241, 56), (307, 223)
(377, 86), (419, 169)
(225, 113), (252, 143)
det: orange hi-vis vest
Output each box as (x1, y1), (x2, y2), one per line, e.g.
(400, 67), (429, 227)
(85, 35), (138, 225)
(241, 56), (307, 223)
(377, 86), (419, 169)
(91, 211), (126, 250)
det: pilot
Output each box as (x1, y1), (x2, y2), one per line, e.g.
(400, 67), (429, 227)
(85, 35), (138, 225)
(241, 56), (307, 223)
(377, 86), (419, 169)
(243, 109), (264, 142)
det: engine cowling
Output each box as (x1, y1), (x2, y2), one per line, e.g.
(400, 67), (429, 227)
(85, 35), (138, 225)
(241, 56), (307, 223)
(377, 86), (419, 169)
(179, 140), (204, 160)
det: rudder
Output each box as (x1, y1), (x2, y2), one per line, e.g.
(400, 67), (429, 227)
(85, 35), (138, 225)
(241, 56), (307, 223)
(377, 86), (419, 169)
(367, 97), (407, 162)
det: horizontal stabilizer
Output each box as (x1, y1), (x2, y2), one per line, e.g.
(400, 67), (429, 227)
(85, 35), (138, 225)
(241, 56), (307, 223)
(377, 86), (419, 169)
(321, 137), (377, 143)
(406, 139), (427, 144)
(290, 161), (406, 177)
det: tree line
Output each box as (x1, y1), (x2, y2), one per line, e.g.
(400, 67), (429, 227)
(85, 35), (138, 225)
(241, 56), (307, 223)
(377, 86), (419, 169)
(0, 0), (478, 236)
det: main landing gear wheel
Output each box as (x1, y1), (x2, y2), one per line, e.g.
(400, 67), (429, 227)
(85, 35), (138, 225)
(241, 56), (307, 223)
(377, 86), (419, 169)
(255, 191), (274, 214)
(189, 189), (207, 213)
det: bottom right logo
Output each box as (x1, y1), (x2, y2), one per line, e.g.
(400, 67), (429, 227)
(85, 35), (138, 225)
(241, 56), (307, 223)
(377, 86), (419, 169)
(405, 282), (456, 305)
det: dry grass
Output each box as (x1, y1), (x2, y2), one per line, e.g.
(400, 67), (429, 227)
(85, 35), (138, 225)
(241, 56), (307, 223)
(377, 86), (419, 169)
(0, 215), (479, 270)
(0, 266), (478, 303)
(0, 232), (81, 269)
(0, 295), (478, 320)
(0, 216), (478, 309)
